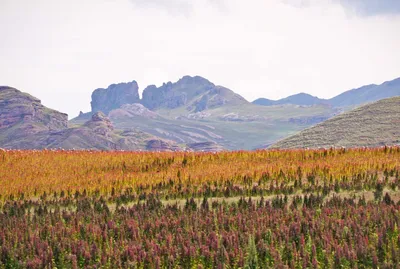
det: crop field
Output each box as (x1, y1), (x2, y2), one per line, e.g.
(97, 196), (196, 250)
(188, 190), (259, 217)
(1, 147), (400, 268)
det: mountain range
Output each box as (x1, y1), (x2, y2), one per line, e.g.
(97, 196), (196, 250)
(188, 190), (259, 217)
(253, 77), (400, 109)
(1, 76), (400, 151)
(72, 75), (340, 150)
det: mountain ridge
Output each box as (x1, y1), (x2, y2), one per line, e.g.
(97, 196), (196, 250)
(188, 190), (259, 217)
(253, 93), (327, 107)
(253, 77), (400, 109)
(71, 75), (400, 150)
(3, 75), (400, 151)
(72, 75), (339, 150)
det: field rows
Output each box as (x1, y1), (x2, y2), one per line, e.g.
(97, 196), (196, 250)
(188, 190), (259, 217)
(1, 147), (400, 268)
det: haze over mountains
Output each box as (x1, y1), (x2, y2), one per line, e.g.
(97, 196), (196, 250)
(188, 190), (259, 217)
(253, 77), (400, 109)
(1, 75), (400, 151)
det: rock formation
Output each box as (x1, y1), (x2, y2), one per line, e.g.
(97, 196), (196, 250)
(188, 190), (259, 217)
(91, 81), (140, 114)
(0, 87), (182, 151)
(0, 86), (68, 131)
(141, 76), (248, 111)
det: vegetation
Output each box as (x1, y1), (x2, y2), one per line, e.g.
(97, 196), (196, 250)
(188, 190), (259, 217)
(271, 97), (400, 149)
(1, 147), (400, 268)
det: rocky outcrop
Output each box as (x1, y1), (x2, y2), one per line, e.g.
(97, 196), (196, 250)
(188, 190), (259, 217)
(78, 76), (248, 119)
(141, 83), (188, 110)
(46, 113), (145, 150)
(84, 112), (114, 137)
(0, 87), (167, 151)
(0, 86), (68, 131)
(91, 81), (140, 114)
(141, 76), (248, 111)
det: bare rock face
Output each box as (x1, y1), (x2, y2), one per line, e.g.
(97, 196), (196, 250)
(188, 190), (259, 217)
(91, 81), (140, 114)
(141, 76), (248, 111)
(0, 86), (68, 132)
(84, 112), (114, 137)
(141, 82), (190, 110)
(36, 113), (149, 151)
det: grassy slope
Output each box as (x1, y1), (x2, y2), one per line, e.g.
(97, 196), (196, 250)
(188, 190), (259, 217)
(271, 97), (400, 149)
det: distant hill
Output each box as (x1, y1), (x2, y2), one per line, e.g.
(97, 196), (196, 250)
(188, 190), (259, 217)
(253, 77), (400, 109)
(329, 77), (400, 108)
(253, 93), (327, 106)
(252, 98), (276, 106)
(270, 97), (400, 149)
(0, 86), (68, 147)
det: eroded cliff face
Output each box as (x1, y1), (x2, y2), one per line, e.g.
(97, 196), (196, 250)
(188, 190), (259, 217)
(140, 76), (248, 111)
(91, 81), (140, 114)
(0, 86), (68, 132)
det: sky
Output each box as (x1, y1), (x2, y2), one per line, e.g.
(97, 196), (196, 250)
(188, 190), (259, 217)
(1, 0), (400, 118)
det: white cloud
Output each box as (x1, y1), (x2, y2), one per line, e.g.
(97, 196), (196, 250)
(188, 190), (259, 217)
(1, 0), (400, 117)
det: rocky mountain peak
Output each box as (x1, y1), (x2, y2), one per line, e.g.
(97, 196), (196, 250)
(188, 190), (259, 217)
(91, 81), (140, 114)
(141, 76), (248, 111)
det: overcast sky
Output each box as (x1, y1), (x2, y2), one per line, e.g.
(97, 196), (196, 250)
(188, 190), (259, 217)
(1, 0), (400, 118)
